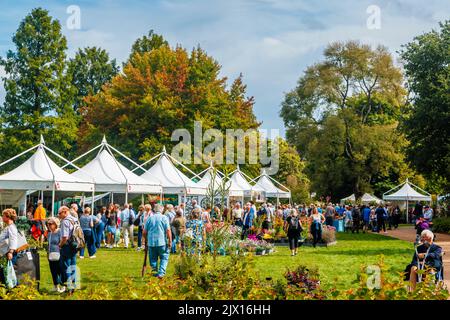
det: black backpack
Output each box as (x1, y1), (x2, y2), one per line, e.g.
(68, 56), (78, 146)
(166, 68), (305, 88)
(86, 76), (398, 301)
(289, 216), (300, 230)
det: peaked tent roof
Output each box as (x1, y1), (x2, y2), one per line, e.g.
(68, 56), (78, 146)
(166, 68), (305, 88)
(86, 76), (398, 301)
(196, 166), (224, 190)
(340, 193), (382, 204)
(383, 181), (431, 202)
(72, 149), (161, 194)
(252, 173), (291, 198)
(140, 151), (206, 195)
(0, 144), (94, 192)
(228, 166), (253, 197)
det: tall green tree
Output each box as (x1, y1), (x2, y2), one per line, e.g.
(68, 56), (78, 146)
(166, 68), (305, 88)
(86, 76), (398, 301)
(276, 138), (310, 203)
(0, 8), (77, 164)
(129, 29), (169, 60)
(68, 47), (119, 113)
(280, 41), (417, 201)
(400, 21), (450, 193)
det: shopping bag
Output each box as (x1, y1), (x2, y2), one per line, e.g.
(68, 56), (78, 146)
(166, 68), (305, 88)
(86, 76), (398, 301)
(5, 260), (18, 289)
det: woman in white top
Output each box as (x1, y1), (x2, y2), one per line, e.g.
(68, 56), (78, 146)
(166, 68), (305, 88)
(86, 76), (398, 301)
(309, 206), (325, 248)
(232, 203), (243, 227)
(0, 208), (27, 286)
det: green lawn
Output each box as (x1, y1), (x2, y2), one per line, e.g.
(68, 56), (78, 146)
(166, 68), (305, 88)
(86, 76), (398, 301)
(37, 232), (413, 297)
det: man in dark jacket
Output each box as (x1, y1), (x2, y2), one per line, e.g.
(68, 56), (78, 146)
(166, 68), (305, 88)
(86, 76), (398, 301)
(375, 204), (386, 233)
(405, 229), (442, 291)
(351, 206), (361, 233)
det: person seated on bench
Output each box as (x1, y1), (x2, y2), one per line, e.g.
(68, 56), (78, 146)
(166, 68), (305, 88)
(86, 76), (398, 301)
(405, 229), (442, 291)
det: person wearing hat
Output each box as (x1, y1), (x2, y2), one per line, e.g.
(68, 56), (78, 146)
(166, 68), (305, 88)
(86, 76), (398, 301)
(46, 217), (65, 293)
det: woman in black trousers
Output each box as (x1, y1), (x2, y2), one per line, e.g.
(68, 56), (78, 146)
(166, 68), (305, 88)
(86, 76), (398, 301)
(285, 209), (302, 256)
(309, 206), (325, 248)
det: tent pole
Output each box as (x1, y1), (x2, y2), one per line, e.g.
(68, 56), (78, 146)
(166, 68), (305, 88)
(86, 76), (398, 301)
(406, 199), (409, 224)
(92, 189), (95, 215)
(51, 185), (55, 217)
(125, 188), (128, 205)
(141, 194), (144, 206)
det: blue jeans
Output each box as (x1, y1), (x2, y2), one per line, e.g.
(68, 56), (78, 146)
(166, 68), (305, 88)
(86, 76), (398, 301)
(60, 245), (77, 289)
(137, 226), (143, 248)
(171, 234), (179, 253)
(49, 260), (62, 286)
(80, 229), (96, 257)
(95, 222), (106, 248)
(148, 245), (170, 277)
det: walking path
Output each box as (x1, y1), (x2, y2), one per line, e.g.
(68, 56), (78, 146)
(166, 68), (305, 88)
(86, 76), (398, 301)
(380, 226), (450, 290)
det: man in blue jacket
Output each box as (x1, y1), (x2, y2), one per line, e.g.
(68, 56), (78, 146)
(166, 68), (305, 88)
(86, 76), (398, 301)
(241, 202), (255, 240)
(362, 205), (371, 233)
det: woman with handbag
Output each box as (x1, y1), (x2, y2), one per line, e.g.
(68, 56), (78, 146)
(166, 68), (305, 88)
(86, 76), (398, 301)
(46, 217), (64, 293)
(0, 208), (28, 288)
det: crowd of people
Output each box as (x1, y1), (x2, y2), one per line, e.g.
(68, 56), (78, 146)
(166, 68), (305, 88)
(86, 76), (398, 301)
(0, 197), (440, 295)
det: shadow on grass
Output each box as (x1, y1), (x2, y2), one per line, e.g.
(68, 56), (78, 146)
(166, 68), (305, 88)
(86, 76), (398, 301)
(312, 248), (412, 257)
(336, 233), (404, 241)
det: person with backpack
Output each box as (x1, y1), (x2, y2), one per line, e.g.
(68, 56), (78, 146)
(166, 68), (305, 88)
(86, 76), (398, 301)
(351, 206), (361, 234)
(375, 204), (387, 233)
(58, 206), (82, 294)
(285, 209), (303, 256)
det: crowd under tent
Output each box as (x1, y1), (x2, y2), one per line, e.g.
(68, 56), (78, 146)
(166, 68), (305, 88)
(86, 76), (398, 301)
(227, 165), (253, 206)
(383, 179), (432, 223)
(135, 146), (206, 204)
(68, 136), (162, 205)
(0, 136), (94, 216)
(340, 193), (383, 205)
(251, 169), (291, 205)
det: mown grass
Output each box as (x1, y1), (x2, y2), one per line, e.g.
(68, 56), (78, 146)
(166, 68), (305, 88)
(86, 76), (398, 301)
(37, 232), (413, 297)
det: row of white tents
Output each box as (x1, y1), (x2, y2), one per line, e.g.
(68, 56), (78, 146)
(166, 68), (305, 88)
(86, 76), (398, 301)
(0, 136), (291, 216)
(340, 179), (432, 223)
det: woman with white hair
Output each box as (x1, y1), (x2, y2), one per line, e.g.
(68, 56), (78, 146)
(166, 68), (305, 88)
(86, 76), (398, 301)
(405, 229), (443, 291)
(46, 217), (64, 293)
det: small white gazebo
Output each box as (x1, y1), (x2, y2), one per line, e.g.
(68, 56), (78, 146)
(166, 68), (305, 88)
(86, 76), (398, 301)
(135, 146), (206, 203)
(67, 136), (162, 205)
(340, 193), (383, 205)
(0, 136), (95, 216)
(383, 179), (431, 223)
(251, 169), (291, 205)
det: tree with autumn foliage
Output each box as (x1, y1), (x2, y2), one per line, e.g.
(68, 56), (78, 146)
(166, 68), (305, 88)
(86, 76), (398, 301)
(78, 35), (259, 169)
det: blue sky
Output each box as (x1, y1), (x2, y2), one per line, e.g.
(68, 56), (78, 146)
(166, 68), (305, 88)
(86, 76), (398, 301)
(0, 0), (448, 136)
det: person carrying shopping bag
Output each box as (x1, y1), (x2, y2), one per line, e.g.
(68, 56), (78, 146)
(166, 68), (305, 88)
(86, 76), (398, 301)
(0, 208), (28, 288)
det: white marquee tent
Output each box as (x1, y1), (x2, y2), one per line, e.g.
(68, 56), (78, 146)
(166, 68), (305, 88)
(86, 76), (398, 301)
(340, 193), (382, 205)
(227, 165), (253, 204)
(383, 179), (431, 223)
(0, 136), (94, 215)
(136, 147), (206, 200)
(194, 162), (225, 191)
(251, 169), (291, 204)
(68, 136), (162, 204)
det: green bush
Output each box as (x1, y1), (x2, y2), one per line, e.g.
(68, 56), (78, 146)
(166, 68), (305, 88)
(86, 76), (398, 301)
(432, 217), (450, 234)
